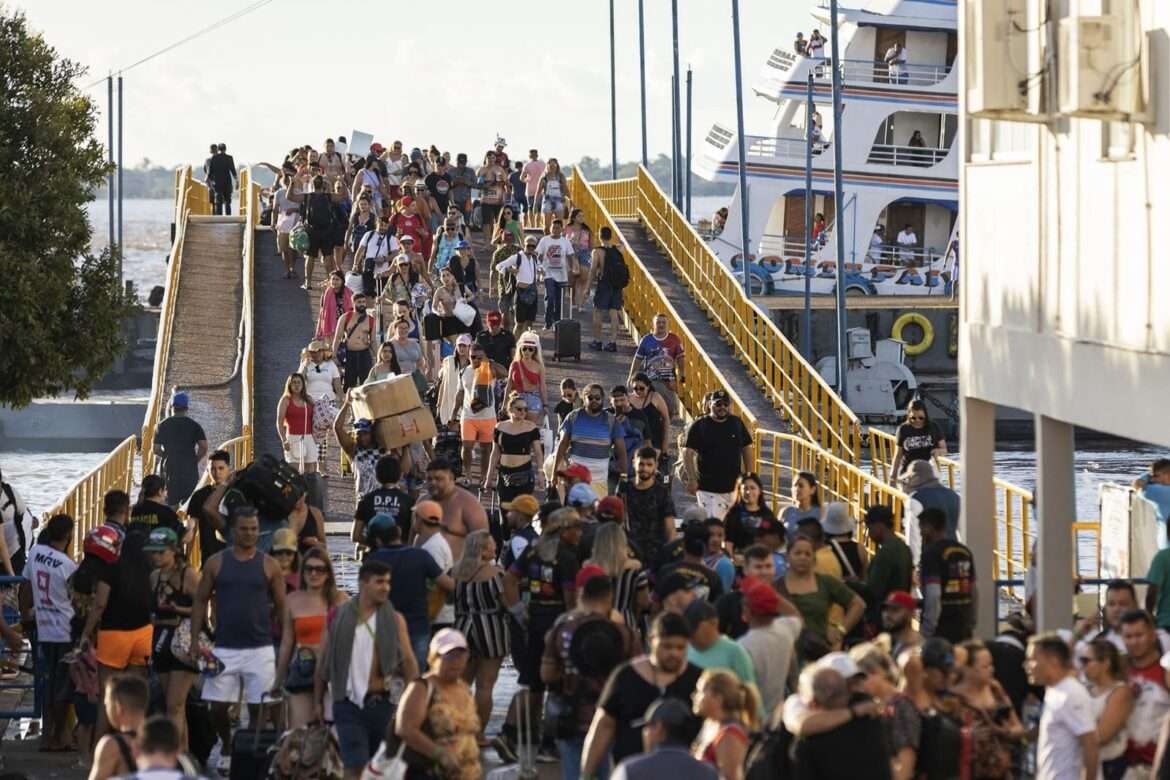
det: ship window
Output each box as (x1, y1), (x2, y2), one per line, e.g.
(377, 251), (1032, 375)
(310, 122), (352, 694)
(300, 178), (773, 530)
(967, 119), (1033, 162)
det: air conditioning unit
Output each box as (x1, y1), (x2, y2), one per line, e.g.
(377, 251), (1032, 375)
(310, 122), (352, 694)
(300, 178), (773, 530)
(1058, 15), (1146, 119)
(966, 0), (1049, 121)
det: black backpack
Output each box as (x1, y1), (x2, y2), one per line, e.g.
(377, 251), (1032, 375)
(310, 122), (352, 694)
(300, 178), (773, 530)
(304, 192), (335, 231)
(744, 720), (794, 780)
(603, 245), (630, 290)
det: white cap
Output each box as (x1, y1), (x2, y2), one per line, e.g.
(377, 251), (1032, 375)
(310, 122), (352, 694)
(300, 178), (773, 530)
(816, 651), (860, 679)
(429, 628), (469, 657)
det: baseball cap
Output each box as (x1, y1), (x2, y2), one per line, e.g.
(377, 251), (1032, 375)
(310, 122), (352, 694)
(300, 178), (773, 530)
(568, 482), (598, 508)
(370, 142), (384, 154)
(524, 236), (538, 247)
(596, 496), (625, 521)
(172, 391), (190, 409)
(741, 577), (782, 616)
(414, 500), (443, 525)
(486, 310), (503, 325)
(400, 234), (416, 243)
(684, 599), (719, 628)
(631, 697), (692, 729)
(143, 527), (178, 552)
(271, 527), (298, 553)
(883, 591), (917, 611)
(920, 637), (955, 672)
(429, 628), (469, 657)
(366, 513), (397, 542)
(816, 651), (861, 679)
(456, 240), (471, 249)
(575, 564), (608, 590)
(501, 494), (539, 516)
(654, 571), (697, 603)
(709, 389), (730, 404)
(556, 464), (592, 483)
(352, 418), (375, 433)
(456, 334), (473, 347)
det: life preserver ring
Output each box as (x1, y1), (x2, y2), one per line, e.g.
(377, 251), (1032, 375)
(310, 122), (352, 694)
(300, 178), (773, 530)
(892, 312), (933, 356)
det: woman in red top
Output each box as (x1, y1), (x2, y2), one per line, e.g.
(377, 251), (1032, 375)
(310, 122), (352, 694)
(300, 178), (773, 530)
(276, 373), (317, 472)
(503, 332), (547, 423)
(692, 668), (759, 780)
(390, 196), (430, 259)
(315, 270), (353, 341)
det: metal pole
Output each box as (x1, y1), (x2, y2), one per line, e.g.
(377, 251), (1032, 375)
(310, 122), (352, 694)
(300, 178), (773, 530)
(671, 0), (682, 208)
(106, 75), (114, 251)
(829, 0), (848, 402)
(686, 67), (693, 222)
(117, 74), (124, 272)
(609, 0), (618, 180)
(670, 75), (677, 202)
(638, 0), (648, 168)
(802, 72), (814, 359)
(731, 0), (751, 299)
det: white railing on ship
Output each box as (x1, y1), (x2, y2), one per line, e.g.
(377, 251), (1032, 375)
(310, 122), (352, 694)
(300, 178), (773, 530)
(759, 232), (950, 269)
(825, 59), (953, 88)
(867, 143), (951, 166)
(705, 125), (829, 161)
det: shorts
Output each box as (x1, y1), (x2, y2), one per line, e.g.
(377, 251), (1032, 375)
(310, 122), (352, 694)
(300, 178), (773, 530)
(96, 625), (153, 669)
(334, 696), (394, 769)
(498, 291), (514, 315)
(461, 417), (496, 444)
(152, 624), (197, 674)
(307, 228), (335, 258)
(518, 391), (543, 415)
(542, 196), (565, 214)
(423, 312), (468, 341)
(200, 645), (276, 705)
(526, 194), (543, 214)
(343, 348), (374, 389)
(514, 288), (538, 323)
(277, 212), (299, 235)
(37, 641), (72, 706)
(594, 282), (624, 311)
(286, 433), (319, 465)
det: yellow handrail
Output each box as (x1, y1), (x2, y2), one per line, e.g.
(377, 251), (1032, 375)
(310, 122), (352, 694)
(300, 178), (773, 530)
(238, 168), (259, 464)
(593, 167), (863, 463)
(44, 436), (136, 561)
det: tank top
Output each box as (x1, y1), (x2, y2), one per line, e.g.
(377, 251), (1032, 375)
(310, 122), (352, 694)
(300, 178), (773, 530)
(510, 360), (541, 391)
(545, 176), (563, 198)
(631, 393), (666, 449)
(293, 613), (327, 647)
(214, 551), (271, 649)
(151, 566), (193, 623)
(285, 400), (313, 436)
(1090, 681), (1128, 761)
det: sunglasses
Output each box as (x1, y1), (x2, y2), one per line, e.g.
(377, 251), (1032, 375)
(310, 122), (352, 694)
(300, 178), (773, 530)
(586, 394), (602, 401)
(303, 565), (329, 575)
(633, 385), (648, 392)
(910, 415), (926, 421)
(513, 406), (529, 413)
(273, 549), (296, 557)
(521, 346), (536, 352)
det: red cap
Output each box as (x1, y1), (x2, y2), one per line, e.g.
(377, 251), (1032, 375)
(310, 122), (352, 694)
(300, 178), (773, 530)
(556, 464), (592, 483)
(486, 310), (503, 324)
(596, 496), (625, 520)
(741, 576), (782, 616)
(575, 564), (608, 590)
(884, 591), (918, 611)
(370, 143), (384, 154)
(400, 196), (414, 207)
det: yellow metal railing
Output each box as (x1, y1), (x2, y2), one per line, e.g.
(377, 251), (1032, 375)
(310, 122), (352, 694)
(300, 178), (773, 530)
(238, 168), (258, 464)
(594, 167), (863, 463)
(45, 436), (137, 561)
(142, 167), (209, 476)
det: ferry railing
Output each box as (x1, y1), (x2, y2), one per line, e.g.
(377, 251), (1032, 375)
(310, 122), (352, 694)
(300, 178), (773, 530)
(704, 124), (828, 162)
(44, 435), (137, 560)
(142, 166), (209, 476)
(591, 178), (638, 220)
(824, 59), (953, 88)
(867, 143), (951, 167)
(237, 167), (259, 465)
(595, 166), (863, 462)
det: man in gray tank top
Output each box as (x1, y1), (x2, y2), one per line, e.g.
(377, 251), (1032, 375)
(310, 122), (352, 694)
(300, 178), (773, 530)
(187, 506), (286, 774)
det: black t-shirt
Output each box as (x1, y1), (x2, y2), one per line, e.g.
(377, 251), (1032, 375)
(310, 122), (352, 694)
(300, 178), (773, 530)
(186, 484), (226, 567)
(920, 537), (976, 642)
(509, 541), (580, 617)
(794, 704), (893, 780)
(722, 502), (778, 550)
(154, 416), (207, 500)
(896, 420), (943, 464)
(599, 660), (703, 762)
(425, 172), (452, 211)
(355, 486), (415, 542)
(476, 329), (516, 369)
(683, 415), (752, 493)
(97, 522), (153, 631)
(501, 524), (538, 571)
(369, 545), (441, 638)
(658, 559), (725, 602)
(129, 500), (183, 536)
(620, 481), (676, 563)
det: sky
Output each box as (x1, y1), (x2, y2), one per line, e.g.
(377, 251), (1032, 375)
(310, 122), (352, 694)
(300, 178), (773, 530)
(19, 0), (800, 170)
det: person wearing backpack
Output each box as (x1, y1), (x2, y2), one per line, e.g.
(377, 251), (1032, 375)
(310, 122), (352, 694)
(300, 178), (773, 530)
(289, 173), (342, 292)
(588, 226), (629, 352)
(0, 464), (30, 575)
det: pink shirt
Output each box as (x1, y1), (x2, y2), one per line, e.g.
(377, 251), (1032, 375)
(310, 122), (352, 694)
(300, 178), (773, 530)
(522, 160), (547, 197)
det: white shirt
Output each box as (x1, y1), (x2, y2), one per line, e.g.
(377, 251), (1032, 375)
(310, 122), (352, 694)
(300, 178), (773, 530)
(22, 543), (77, 642)
(738, 616), (801, 719)
(299, 359), (340, 402)
(460, 364), (498, 421)
(495, 250), (539, 286)
(347, 612), (377, 705)
(535, 236), (573, 284)
(421, 532), (455, 624)
(896, 230), (917, 247)
(359, 230), (399, 277)
(383, 155), (406, 186)
(1037, 675), (1095, 780)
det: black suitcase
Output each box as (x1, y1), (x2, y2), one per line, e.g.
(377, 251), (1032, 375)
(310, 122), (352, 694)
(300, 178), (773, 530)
(433, 430), (463, 477)
(229, 698), (280, 780)
(553, 286), (580, 361)
(233, 454), (305, 517)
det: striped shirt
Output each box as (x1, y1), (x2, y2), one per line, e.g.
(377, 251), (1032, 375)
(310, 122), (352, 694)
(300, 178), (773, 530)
(560, 409), (620, 462)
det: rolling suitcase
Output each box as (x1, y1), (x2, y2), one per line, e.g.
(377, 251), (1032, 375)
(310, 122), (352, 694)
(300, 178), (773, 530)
(552, 286), (580, 362)
(485, 685), (538, 780)
(229, 695), (280, 780)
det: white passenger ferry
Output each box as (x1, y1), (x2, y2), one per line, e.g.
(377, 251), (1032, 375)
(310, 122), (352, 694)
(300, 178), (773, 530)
(695, 0), (959, 297)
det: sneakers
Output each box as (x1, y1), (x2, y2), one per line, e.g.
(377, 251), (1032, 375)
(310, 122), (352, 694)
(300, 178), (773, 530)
(604, 341), (618, 352)
(536, 745), (559, 764)
(492, 734), (518, 763)
(589, 340), (603, 351)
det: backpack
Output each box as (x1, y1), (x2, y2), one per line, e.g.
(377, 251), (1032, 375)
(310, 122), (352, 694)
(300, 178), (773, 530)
(602, 245), (629, 290)
(0, 482), (32, 574)
(269, 721), (344, 780)
(305, 192), (336, 231)
(289, 224), (310, 252)
(744, 720), (794, 780)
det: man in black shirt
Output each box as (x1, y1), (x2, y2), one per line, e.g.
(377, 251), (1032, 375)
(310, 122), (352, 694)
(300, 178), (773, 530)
(657, 528), (724, 603)
(683, 389), (753, 520)
(353, 455), (414, 550)
(794, 666), (892, 779)
(620, 446), (676, 566)
(152, 392), (208, 507)
(206, 143), (237, 215)
(424, 158), (453, 213)
(185, 449), (232, 567)
(500, 495), (542, 570)
(919, 507), (976, 642)
(128, 474), (187, 542)
(475, 310), (516, 375)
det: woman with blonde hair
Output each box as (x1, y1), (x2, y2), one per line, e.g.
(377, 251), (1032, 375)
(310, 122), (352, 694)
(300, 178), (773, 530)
(276, 373), (317, 473)
(503, 332), (547, 423)
(692, 668), (760, 780)
(451, 530), (509, 745)
(583, 523), (647, 631)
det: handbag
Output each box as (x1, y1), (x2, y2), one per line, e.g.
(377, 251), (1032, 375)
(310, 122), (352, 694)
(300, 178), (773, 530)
(453, 299), (476, 326)
(170, 618), (214, 659)
(283, 646), (318, 693)
(516, 285), (537, 306)
(360, 741), (406, 780)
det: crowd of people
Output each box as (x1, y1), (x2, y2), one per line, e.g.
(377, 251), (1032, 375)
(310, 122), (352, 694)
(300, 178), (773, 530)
(3, 130), (1170, 780)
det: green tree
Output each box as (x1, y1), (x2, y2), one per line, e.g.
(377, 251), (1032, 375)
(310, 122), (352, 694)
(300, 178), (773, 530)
(0, 9), (136, 408)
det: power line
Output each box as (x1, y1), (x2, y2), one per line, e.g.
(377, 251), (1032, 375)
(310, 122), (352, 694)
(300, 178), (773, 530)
(81, 0), (278, 90)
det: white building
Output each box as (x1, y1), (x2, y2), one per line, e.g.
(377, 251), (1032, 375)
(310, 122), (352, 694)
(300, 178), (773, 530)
(959, 0), (1170, 632)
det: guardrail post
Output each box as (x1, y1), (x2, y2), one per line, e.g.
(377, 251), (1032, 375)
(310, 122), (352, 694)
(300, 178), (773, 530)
(960, 397), (999, 637)
(1035, 415), (1077, 632)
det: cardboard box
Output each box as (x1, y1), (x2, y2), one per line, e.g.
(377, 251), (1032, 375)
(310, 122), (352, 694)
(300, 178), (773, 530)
(352, 374), (421, 421)
(375, 408), (438, 450)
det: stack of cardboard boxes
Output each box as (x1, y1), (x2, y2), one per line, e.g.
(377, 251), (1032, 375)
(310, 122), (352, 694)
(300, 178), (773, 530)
(350, 374), (438, 449)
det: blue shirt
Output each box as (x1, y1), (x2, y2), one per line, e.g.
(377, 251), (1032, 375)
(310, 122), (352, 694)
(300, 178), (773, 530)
(369, 545), (442, 639)
(611, 746), (718, 780)
(560, 408), (620, 462)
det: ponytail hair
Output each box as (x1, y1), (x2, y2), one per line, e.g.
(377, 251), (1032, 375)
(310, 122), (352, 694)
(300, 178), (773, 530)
(698, 668), (762, 731)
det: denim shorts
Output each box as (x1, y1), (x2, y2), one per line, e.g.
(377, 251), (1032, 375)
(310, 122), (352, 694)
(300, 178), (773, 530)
(594, 282), (623, 311)
(542, 196), (565, 214)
